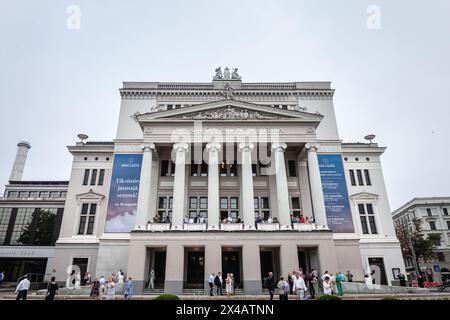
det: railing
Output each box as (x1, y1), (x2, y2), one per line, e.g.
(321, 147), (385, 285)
(220, 223), (243, 231)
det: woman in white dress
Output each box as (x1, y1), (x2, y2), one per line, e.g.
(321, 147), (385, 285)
(118, 272), (124, 283)
(106, 277), (116, 300)
(323, 276), (332, 295)
(225, 273), (232, 296)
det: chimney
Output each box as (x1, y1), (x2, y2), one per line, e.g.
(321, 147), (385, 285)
(9, 141), (31, 181)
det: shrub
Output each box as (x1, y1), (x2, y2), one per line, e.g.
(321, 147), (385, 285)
(153, 294), (180, 300)
(316, 294), (341, 301)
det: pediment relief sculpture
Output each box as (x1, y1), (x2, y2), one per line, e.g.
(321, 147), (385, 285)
(181, 107), (277, 120)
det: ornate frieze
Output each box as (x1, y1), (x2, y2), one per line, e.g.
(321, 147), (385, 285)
(181, 107), (277, 120)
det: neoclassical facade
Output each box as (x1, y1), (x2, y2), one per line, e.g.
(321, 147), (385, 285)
(52, 70), (405, 294)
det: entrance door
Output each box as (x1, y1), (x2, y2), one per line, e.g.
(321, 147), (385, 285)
(260, 249), (280, 284)
(368, 257), (388, 285)
(222, 251), (241, 287)
(72, 258), (88, 285)
(153, 251), (166, 288)
(186, 251), (205, 288)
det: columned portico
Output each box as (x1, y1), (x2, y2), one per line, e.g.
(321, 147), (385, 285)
(239, 143), (256, 230)
(206, 142), (221, 230)
(271, 143), (292, 230)
(305, 143), (328, 229)
(171, 142), (189, 230)
(135, 143), (155, 230)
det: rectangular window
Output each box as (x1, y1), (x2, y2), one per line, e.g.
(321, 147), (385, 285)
(261, 197), (269, 209)
(426, 208), (432, 216)
(254, 197), (259, 209)
(189, 197), (197, 209)
(160, 160), (169, 177)
(40, 191), (50, 198)
(229, 162), (237, 176)
(220, 162), (227, 176)
(429, 221), (436, 231)
(220, 197), (228, 209)
(50, 191), (60, 198)
(444, 208), (449, 216)
(8, 191), (18, 197)
(199, 197), (208, 209)
(29, 191), (39, 197)
(358, 204), (369, 234)
(167, 104), (173, 110)
(356, 170), (364, 186)
(288, 160), (297, 177)
(364, 170), (371, 186)
(368, 216), (377, 234)
(90, 169), (97, 185)
(200, 161), (208, 177)
(0, 208), (13, 245)
(252, 164), (257, 176)
(349, 170), (356, 186)
(98, 169), (105, 185)
(170, 161), (176, 176)
(292, 197), (300, 209)
(19, 191), (28, 197)
(83, 169), (90, 185)
(158, 197), (167, 209)
(79, 203), (96, 235)
(230, 197), (238, 209)
(447, 221), (450, 229)
(191, 162), (199, 176)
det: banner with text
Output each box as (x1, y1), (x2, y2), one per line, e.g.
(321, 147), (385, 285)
(318, 154), (354, 233)
(105, 154), (142, 233)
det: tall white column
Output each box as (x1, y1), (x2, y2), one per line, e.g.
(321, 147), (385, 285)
(305, 143), (328, 229)
(135, 143), (155, 230)
(271, 143), (292, 230)
(171, 143), (189, 230)
(239, 143), (256, 230)
(206, 142), (221, 230)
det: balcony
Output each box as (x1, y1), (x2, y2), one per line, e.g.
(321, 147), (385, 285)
(257, 223), (280, 231)
(184, 223), (207, 231)
(293, 223), (316, 232)
(220, 223), (243, 231)
(147, 223), (171, 232)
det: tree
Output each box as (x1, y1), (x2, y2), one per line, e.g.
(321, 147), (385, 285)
(395, 217), (441, 274)
(18, 209), (56, 245)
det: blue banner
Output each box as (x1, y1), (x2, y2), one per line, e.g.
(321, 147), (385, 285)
(105, 154), (143, 233)
(318, 154), (354, 233)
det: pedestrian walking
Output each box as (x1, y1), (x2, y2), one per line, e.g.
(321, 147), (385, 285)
(277, 276), (288, 301)
(214, 272), (223, 296)
(293, 274), (307, 300)
(208, 273), (215, 296)
(45, 277), (58, 301)
(265, 272), (276, 300)
(15, 274), (30, 300)
(124, 277), (133, 299)
(90, 278), (100, 299)
(106, 276), (115, 300)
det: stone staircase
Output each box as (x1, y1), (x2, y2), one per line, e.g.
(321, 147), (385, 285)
(142, 288), (164, 295)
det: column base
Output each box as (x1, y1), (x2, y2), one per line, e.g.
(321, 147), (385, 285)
(280, 225), (293, 231)
(207, 225), (220, 231)
(243, 225), (256, 231)
(170, 225), (184, 231)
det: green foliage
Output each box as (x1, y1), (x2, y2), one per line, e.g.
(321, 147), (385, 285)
(316, 294), (341, 301)
(153, 294), (180, 300)
(395, 217), (441, 267)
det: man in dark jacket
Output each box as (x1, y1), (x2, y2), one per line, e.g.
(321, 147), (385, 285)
(265, 272), (276, 300)
(214, 272), (223, 296)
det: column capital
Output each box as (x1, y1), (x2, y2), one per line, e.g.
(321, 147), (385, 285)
(238, 142), (255, 152)
(173, 142), (189, 153)
(271, 143), (287, 152)
(141, 143), (155, 152)
(205, 142), (222, 152)
(305, 143), (319, 152)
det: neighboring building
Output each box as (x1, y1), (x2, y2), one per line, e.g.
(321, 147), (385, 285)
(30, 68), (405, 294)
(0, 142), (68, 285)
(392, 197), (450, 282)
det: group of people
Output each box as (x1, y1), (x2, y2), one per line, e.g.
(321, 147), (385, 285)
(255, 216), (278, 224)
(208, 272), (237, 296)
(222, 216), (241, 224)
(89, 270), (133, 300)
(151, 215), (170, 224)
(265, 269), (352, 300)
(291, 215), (314, 224)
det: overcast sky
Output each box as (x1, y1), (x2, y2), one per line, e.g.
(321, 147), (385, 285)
(1, 0), (449, 210)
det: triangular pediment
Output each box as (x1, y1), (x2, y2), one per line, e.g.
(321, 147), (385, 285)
(136, 99), (323, 123)
(76, 189), (105, 201)
(349, 192), (379, 200)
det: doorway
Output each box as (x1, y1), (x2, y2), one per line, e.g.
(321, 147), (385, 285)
(259, 247), (280, 285)
(184, 248), (205, 288)
(222, 247), (242, 288)
(368, 257), (388, 285)
(147, 248), (167, 289)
